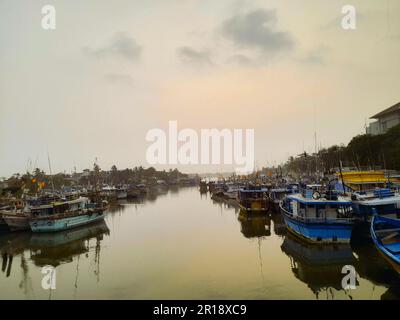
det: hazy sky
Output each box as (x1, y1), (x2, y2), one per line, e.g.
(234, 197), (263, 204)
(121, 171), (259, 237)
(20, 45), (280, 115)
(1, 0), (399, 176)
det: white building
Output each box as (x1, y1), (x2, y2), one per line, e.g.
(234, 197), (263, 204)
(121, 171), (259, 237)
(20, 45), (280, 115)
(366, 101), (400, 135)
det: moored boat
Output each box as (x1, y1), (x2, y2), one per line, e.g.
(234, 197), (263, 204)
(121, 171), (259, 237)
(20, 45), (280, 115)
(116, 185), (128, 199)
(371, 215), (400, 273)
(280, 186), (355, 244)
(237, 186), (269, 213)
(0, 198), (25, 230)
(0, 213), (8, 230)
(223, 183), (240, 200)
(351, 189), (400, 223)
(2, 212), (31, 231)
(29, 197), (107, 233)
(269, 187), (295, 212)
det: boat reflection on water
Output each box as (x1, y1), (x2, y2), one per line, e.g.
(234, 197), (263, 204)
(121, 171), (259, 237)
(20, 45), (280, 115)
(0, 221), (110, 280)
(271, 213), (286, 237)
(281, 232), (357, 299)
(238, 211), (271, 239)
(352, 242), (400, 300)
(29, 221), (109, 267)
(0, 232), (31, 278)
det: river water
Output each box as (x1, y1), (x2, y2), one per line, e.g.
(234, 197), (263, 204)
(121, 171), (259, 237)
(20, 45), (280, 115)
(0, 186), (399, 299)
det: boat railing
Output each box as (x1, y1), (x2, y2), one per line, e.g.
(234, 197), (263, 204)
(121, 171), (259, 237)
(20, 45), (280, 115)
(30, 205), (106, 221)
(280, 203), (354, 224)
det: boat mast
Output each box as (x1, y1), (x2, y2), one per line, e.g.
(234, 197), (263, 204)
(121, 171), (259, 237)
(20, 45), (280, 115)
(47, 152), (55, 195)
(339, 160), (347, 196)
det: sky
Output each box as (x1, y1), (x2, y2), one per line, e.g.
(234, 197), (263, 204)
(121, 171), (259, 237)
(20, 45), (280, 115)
(0, 0), (400, 177)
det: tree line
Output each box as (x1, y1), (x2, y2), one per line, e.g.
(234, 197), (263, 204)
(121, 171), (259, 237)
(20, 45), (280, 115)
(283, 123), (400, 175)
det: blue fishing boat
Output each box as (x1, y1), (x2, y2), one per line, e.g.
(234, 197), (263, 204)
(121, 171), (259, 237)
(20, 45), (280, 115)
(351, 189), (400, 222)
(29, 197), (107, 233)
(280, 186), (355, 244)
(371, 215), (400, 273)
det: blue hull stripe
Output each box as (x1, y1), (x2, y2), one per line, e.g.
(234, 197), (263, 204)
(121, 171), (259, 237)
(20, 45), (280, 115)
(282, 213), (353, 244)
(30, 213), (105, 233)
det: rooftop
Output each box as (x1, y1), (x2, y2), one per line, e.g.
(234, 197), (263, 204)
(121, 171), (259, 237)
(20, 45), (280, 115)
(371, 101), (400, 119)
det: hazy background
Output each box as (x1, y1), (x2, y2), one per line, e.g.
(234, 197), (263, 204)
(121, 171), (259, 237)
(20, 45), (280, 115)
(1, 0), (399, 176)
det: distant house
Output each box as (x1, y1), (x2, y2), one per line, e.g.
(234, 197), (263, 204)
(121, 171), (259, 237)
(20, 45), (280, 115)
(366, 101), (400, 135)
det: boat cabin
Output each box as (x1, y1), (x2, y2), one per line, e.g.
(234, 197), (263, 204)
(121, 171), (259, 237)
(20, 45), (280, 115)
(284, 194), (353, 220)
(31, 197), (89, 217)
(351, 189), (400, 219)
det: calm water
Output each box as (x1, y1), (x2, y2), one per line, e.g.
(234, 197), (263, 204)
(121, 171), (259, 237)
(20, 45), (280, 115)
(1, 187), (400, 299)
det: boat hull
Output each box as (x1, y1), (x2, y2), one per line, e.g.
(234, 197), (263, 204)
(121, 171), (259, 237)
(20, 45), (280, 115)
(281, 205), (353, 244)
(116, 190), (127, 199)
(3, 215), (30, 231)
(30, 211), (105, 233)
(371, 215), (400, 273)
(238, 199), (269, 213)
(0, 215), (8, 230)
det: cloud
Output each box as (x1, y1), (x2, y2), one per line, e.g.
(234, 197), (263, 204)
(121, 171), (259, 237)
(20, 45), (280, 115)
(227, 54), (253, 66)
(83, 32), (141, 62)
(104, 73), (134, 85)
(220, 9), (294, 53)
(177, 46), (213, 66)
(298, 46), (330, 65)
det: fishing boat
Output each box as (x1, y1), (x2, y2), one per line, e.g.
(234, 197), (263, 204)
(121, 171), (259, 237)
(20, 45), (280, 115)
(269, 185), (297, 212)
(351, 189), (400, 222)
(237, 186), (269, 213)
(127, 187), (140, 198)
(371, 215), (400, 273)
(29, 197), (107, 233)
(223, 183), (240, 200)
(0, 214), (7, 230)
(210, 187), (225, 201)
(2, 211), (31, 231)
(337, 170), (393, 191)
(3, 194), (65, 232)
(116, 185), (128, 199)
(0, 199), (27, 231)
(280, 186), (355, 244)
(199, 180), (208, 192)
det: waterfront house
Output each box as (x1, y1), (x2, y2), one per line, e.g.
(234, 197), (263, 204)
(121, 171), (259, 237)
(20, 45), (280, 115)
(366, 101), (400, 135)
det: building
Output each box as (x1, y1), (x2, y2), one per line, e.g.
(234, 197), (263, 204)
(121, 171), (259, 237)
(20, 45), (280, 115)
(366, 101), (400, 135)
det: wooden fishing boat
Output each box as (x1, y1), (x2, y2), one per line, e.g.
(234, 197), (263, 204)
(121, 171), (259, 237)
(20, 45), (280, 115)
(2, 212), (31, 231)
(371, 215), (400, 273)
(237, 186), (269, 213)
